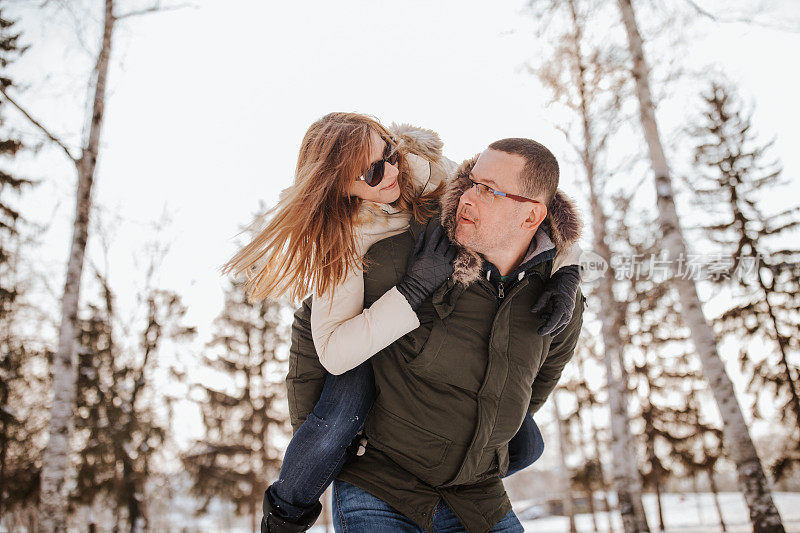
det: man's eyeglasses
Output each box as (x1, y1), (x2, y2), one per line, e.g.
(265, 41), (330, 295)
(356, 140), (399, 187)
(466, 176), (543, 205)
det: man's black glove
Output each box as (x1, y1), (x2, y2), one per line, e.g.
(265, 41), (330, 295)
(396, 223), (457, 311)
(530, 264), (581, 336)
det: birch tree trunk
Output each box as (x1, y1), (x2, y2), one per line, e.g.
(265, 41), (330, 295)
(573, 400), (599, 533)
(38, 1), (115, 530)
(561, 1), (650, 529)
(590, 182), (650, 533)
(580, 355), (615, 533)
(553, 394), (578, 533)
(553, 0), (649, 533)
(615, 1), (784, 530)
(587, 418), (615, 533)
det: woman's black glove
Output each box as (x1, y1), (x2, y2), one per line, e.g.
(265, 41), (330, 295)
(396, 223), (457, 311)
(530, 264), (581, 336)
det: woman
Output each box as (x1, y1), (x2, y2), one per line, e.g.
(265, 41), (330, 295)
(223, 113), (576, 532)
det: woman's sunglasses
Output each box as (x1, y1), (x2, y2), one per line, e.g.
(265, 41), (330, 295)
(356, 140), (399, 187)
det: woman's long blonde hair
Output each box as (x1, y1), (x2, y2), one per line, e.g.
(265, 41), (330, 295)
(222, 112), (442, 302)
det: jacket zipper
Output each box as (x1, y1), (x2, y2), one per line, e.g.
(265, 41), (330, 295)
(497, 282), (505, 299)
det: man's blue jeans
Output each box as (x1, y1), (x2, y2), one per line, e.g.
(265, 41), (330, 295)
(332, 480), (525, 532)
(268, 362), (544, 521)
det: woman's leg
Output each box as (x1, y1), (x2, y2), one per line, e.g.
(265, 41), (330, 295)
(265, 362), (376, 526)
(504, 412), (544, 478)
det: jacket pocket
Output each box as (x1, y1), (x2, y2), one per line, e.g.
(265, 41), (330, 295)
(366, 401), (453, 483)
(406, 318), (487, 393)
(405, 319), (447, 372)
(472, 445), (508, 483)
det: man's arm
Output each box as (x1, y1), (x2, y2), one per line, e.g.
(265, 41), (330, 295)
(529, 288), (585, 414)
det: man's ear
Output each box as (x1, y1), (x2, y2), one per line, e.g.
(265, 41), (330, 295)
(521, 203), (547, 231)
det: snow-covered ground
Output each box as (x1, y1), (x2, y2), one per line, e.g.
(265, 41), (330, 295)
(520, 492), (800, 533)
(189, 491), (800, 532)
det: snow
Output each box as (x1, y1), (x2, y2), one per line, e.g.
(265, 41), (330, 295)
(298, 492), (800, 532)
(520, 492), (800, 533)
(141, 491), (800, 532)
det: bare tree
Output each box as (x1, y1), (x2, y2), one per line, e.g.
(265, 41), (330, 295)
(553, 391), (578, 533)
(615, 1), (785, 530)
(530, 0), (650, 529)
(0, 2), (190, 528)
(0, 2), (116, 528)
(681, 0), (800, 34)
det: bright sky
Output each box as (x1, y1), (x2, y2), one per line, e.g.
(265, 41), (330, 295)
(5, 0), (800, 446)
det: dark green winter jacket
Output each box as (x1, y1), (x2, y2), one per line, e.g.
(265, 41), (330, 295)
(286, 156), (585, 533)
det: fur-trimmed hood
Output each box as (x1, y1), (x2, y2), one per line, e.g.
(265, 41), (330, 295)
(390, 123), (444, 163)
(440, 155), (583, 285)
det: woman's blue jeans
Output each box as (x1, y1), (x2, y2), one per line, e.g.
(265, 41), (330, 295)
(267, 362), (544, 521)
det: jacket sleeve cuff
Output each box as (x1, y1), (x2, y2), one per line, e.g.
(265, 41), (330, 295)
(383, 286), (421, 329)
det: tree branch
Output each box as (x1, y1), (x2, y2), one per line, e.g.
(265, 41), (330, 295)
(0, 86), (77, 162)
(684, 0), (800, 34)
(115, 2), (197, 20)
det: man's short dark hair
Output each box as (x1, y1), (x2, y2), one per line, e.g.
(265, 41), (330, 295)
(488, 138), (559, 205)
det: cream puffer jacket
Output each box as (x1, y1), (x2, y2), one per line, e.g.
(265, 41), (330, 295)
(311, 124), (581, 375)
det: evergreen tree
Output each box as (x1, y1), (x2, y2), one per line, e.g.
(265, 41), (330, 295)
(575, 340), (616, 532)
(561, 342), (613, 533)
(690, 80), (800, 482)
(616, 1), (784, 529)
(183, 280), (288, 533)
(670, 356), (728, 532)
(617, 206), (738, 532)
(72, 266), (195, 532)
(0, 2), (29, 236)
(0, 285), (46, 528)
(616, 212), (685, 533)
(0, 4), (44, 526)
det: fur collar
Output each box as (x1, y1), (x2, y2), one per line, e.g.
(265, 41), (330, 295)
(440, 155), (583, 285)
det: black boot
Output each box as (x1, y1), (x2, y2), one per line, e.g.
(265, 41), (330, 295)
(261, 489), (322, 533)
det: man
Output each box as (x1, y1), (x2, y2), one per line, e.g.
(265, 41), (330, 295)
(287, 138), (584, 532)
